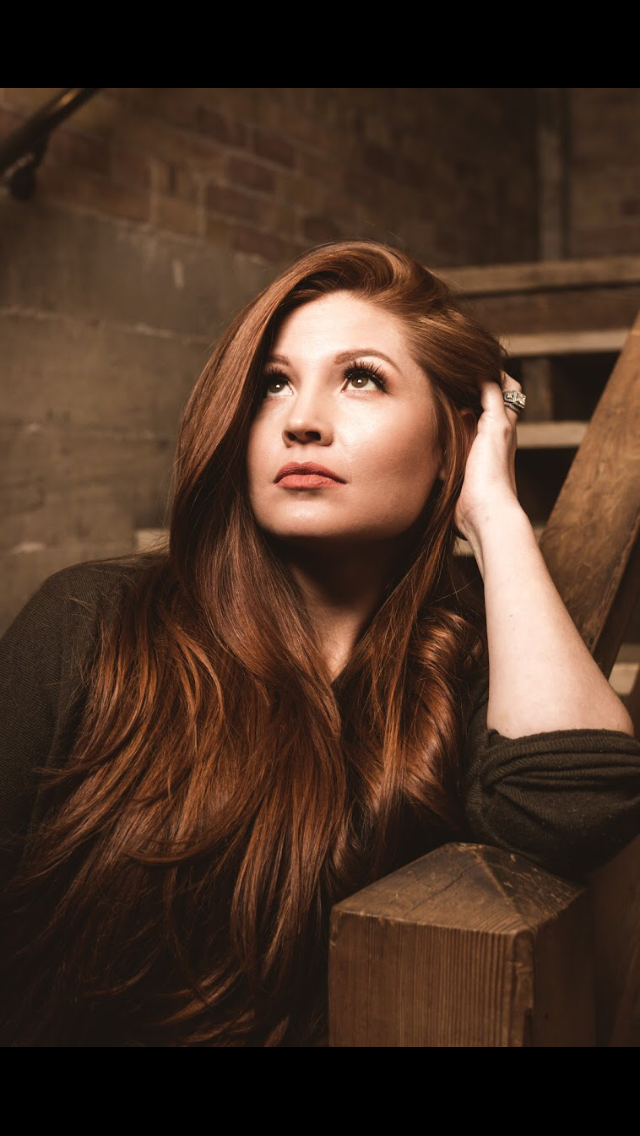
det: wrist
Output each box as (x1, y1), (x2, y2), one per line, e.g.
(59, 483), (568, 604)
(463, 498), (531, 575)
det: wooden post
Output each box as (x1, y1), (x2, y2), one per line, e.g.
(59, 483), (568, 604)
(329, 843), (595, 1047)
(538, 310), (640, 675)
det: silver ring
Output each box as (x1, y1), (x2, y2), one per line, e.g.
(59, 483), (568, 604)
(502, 390), (526, 414)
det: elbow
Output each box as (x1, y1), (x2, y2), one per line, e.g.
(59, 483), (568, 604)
(613, 706), (636, 738)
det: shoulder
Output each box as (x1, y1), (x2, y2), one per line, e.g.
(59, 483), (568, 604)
(1, 556), (147, 721)
(0, 557), (152, 877)
(26, 556), (142, 613)
(5, 557), (145, 642)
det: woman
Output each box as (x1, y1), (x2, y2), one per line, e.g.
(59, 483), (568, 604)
(1, 239), (638, 1047)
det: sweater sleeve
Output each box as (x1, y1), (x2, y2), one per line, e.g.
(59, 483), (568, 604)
(0, 570), (68, 883)
(460, 665), (640, 880)
(0, 561), (131, 886)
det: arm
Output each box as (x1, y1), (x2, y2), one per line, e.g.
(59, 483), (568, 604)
(461, 667), (640, 879)
(455, 373), (635, 740)
(465, 499), (634, 738)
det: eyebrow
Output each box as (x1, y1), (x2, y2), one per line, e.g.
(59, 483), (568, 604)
(266, 348), (400, 370)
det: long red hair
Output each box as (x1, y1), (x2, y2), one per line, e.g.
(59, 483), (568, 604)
(0, 239), (507, 1046)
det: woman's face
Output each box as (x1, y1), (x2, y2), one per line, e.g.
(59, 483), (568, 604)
(246, 292), (447, 551)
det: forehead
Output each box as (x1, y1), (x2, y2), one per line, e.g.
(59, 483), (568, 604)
(270, 293), (411, 363)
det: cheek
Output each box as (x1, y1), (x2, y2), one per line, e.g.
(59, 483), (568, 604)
(353, 411), (441, 493)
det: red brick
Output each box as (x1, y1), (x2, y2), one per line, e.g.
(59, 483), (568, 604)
(301, 150), (343, 188)
(195, 107), (248, 148)
(226, 155), (275, 194)
(302, 214), (343, 243)
(154, 193), (201, 237)
(361, 143), (397, 180)
(343, 167), (381, 209)
(230, 224), (301, 263)
(152, 159), (178, 196)
(112, 147), (151, 191)
(38, 164), (150, 224)
(251, 126), (296, 169)
(46, 127), (110, 176)
(206, 184), (270, 225)
(396, 154), (427, 191)
(266, 201), (298, 237)
(152, 159), (199, 201)
(278, 170), (325, 211)
(262, 100), (321, 148)
(116, 111), (226, 172)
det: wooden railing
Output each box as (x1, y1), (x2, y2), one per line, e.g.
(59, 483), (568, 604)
(328, 309), (640, 1047)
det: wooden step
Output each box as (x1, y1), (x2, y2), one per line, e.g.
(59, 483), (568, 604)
(440, 254), (640, 295)
(500, 329), (627, 356)
(441, 255), (640, 344)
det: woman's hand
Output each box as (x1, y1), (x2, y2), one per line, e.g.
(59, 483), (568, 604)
(453, 371), (523, 544)
(454, 372), (635, 737)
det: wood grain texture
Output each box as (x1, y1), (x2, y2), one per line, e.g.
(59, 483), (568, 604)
(536, 88), (570, 262)
(439, 254), (640, 296)
(503, 329), (627, 355)
(519, 356), (555, 420)
(538, 311), (640, 673)
(329, 843), (595, 1047)
(588, 833), (640, 1046)
(463, 286), (640, 338)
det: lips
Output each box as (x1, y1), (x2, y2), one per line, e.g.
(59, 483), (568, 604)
(274, 462), (345, 483)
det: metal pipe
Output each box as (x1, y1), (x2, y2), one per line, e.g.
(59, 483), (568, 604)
(0, 88), (101, 199)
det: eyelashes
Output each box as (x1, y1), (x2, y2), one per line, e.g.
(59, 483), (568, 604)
(260, 359), (389, 398)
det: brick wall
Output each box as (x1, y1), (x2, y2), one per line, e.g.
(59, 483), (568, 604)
(0, 87), (538, 266)
(0, 87), (541, 628)
(2, 86), (638, 631)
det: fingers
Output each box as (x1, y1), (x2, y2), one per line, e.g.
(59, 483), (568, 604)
(480, 371), (523, 420)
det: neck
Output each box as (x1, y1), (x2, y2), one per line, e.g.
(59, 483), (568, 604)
(271, 533), (416, 682)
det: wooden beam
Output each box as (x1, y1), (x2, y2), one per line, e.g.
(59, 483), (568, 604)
(519, 356), (555, 419)
(436, 255), (640, 297)
(536, 87), (570, 261)
(537, 313), (640, 674)
(502, 329), (627, 356)
(588, 834), (640, 1046)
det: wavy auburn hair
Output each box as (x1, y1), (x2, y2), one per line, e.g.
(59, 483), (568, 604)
(0, 239), (507, 1047)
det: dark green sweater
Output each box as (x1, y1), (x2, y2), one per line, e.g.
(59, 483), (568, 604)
(1, 560), (639, 886)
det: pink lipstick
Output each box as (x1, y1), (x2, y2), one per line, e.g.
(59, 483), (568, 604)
(277, 473), (343, 488)
(274, 461), (346, 488)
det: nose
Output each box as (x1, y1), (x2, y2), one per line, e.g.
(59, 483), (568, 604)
(282, 382), (334, 445)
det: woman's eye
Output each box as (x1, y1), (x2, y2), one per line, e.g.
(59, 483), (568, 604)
(343, 364), (388, 392)
(262, 375), (291, 398)
(347, 372), (377, 390)
(260, 363), (387, 399)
